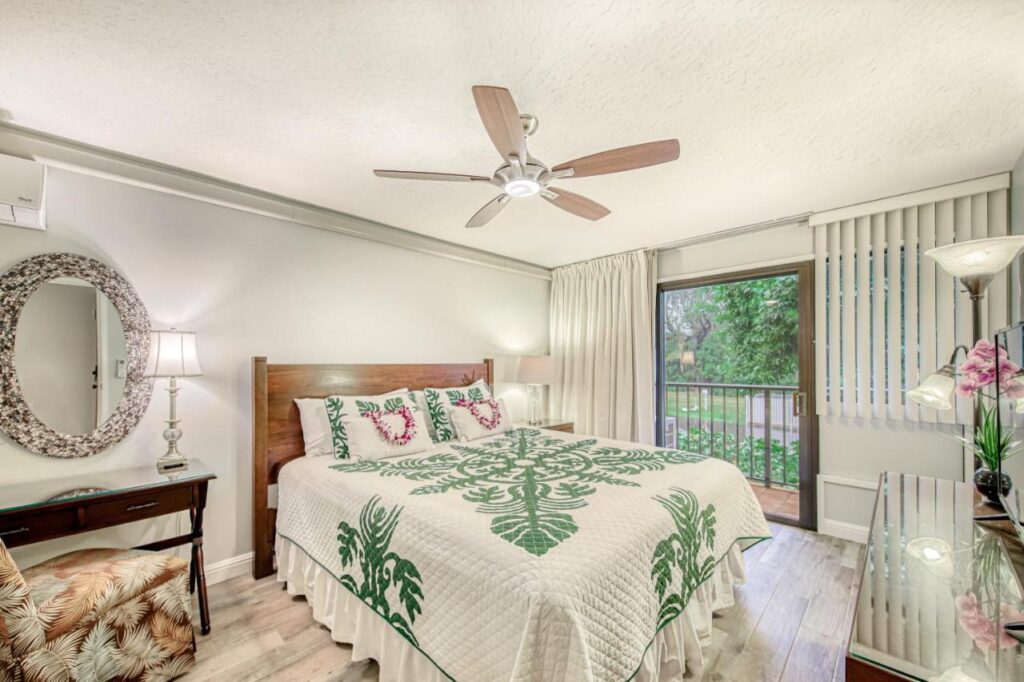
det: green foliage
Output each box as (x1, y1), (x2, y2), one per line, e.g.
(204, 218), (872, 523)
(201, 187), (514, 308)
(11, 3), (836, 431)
(663, 275), (798, 385)
(674, 427), (799, 487)
(961, 402), (1022, 471)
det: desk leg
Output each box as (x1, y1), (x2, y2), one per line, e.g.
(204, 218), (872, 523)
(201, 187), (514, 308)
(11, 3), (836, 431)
(191, 481), (211, 635)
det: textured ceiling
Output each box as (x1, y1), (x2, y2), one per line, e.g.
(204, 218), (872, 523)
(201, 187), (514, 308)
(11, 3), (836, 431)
(2, 1), (1023, 267)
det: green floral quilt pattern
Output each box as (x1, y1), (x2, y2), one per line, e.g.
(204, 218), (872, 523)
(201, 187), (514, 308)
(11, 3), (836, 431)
(336, 496), (425, 645)
(332, 427), (706, 556)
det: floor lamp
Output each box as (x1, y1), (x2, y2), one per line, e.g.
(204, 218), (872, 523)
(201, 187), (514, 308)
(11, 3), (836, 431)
(908, 235), (1024, 517)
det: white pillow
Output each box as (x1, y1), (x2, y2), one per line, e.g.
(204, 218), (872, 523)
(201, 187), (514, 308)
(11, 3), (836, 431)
(294, 387), (408, 458)
(422, 379), (493, 443)
(294, 398), (334, 457)
(450, 397), (513, 442)
(342, 401), (433, 460)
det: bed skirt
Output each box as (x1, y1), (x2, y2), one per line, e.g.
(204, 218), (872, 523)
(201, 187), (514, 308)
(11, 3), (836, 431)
(275, 535), (748, 681)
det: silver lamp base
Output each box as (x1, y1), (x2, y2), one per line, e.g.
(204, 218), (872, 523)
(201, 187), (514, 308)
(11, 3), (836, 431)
(157, 376), (190, 474)
(157, 454), (189, 474)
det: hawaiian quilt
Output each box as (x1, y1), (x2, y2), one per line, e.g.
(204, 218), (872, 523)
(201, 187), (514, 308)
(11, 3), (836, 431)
(276, 427), (770, 681)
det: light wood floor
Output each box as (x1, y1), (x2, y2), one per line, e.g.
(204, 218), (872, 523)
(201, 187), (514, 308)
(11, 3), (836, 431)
(188, 523), (862, 682)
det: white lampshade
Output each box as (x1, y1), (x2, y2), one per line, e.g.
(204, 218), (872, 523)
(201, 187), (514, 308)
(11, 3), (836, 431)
(144, 330), (203, 378)
(926, 236), (1024, 278)
(906, 367), (955, 411)
(515, 355), (554, 385)
(681, 350), (696, 366)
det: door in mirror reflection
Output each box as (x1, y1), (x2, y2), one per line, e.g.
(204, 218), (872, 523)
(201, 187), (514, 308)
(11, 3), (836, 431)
(14, 278), (128, 435)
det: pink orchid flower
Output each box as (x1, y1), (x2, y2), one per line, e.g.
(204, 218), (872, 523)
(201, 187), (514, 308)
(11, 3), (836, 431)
(956, 592), (1021, 651)
(971, 340), (998, 361)
(957, 340), (1022, 395)
(1003, 379), (1024, 400)
(956, 376), (979, 398)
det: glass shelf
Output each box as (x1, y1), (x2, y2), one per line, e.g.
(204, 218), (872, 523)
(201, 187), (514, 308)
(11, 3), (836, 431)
(849, 472), (1024, 681)
(0, 458), (213, 514)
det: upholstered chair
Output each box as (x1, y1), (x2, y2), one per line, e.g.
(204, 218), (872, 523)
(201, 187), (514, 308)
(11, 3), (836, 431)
(0, 540), (195, 682)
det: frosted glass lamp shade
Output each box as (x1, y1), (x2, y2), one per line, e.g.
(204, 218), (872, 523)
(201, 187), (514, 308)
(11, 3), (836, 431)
(906, 367), (955, 411)
(144, 330), (203, 378)
(926, 236), (1024, 279)
(515, 355), (554, 385)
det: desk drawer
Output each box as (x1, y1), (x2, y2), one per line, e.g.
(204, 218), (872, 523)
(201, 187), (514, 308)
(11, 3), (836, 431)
(83, 487), (194, 529)
(0, 507), (80, 546)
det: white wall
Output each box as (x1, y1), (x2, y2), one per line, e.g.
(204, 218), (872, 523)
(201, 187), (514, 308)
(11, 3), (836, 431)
(0, 167), (550, 574)
(658, 220), (963, 541)
(658, 220), (813, 281)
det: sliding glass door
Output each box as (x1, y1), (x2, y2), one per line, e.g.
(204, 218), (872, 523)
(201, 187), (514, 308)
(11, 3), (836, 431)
(656, 262), (818, 529)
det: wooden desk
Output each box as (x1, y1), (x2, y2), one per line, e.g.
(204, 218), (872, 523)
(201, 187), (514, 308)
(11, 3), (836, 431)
(0, 459), (216, 635)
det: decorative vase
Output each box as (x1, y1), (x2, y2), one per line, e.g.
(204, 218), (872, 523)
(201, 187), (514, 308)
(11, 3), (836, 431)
(974, 467), (1011, 505)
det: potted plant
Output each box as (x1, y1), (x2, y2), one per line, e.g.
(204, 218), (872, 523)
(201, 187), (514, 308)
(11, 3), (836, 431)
(953, 340), (1024, 503)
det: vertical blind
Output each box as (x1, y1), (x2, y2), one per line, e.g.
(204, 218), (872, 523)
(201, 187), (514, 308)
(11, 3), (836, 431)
(812, 174), (1011, 421)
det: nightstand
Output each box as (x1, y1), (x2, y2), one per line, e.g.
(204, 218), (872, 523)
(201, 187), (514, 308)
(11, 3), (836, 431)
(518, 419), (574, 434)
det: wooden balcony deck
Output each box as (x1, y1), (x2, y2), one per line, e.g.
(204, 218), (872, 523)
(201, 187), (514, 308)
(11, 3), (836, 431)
(750, 481), (799, 520)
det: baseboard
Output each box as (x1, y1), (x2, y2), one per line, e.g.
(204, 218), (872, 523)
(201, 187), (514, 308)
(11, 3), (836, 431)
(816, 474), (876, 545)
(818, 518), (868, 544)
(205, 552), (254, 586)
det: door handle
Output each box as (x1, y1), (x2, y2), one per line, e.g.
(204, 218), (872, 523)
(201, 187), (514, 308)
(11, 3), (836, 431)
(792, 392), (807, 417)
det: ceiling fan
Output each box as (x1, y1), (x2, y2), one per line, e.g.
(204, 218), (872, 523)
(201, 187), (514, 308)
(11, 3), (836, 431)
(374, 85), (680, 228)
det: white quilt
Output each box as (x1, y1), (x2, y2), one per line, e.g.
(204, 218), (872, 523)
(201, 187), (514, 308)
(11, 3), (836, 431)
(276, 427), (770, 681)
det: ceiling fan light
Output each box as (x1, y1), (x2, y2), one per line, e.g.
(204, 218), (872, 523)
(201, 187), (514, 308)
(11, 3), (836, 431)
(504, 179), (540, 197)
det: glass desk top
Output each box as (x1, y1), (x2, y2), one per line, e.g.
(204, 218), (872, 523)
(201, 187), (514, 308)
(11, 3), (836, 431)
(850, 472), (1024, 681)
(0, 459), (214, 514)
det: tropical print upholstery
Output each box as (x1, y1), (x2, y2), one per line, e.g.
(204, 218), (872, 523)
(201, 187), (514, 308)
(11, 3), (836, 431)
(0, 540), (195, 682)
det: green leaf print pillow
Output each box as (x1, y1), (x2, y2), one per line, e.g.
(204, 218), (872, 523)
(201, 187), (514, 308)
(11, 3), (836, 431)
(421, 379), (493, 443)
(325, 391), (419, 459)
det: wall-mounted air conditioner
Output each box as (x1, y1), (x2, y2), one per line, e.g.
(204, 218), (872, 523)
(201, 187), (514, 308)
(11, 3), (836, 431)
(0, 153), (45, 230)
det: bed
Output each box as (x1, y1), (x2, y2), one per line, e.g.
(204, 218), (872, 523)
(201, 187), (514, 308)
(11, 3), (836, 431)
(252, 357), (770, 681)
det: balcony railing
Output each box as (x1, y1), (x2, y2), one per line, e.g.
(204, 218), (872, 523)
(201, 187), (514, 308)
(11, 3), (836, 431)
(662, 381), (799, 489)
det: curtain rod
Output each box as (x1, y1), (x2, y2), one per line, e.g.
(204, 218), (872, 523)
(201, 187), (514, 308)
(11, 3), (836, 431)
(552, 212), (812, 271)
(653, 213), (812, 252)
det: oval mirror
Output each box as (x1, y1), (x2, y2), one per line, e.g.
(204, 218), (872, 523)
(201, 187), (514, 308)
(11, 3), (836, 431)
(14, 277), (129, 435)
(0, 253), (153, 458)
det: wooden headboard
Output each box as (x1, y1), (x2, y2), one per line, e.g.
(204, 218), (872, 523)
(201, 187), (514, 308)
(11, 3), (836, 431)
(251, 357), (494, 579)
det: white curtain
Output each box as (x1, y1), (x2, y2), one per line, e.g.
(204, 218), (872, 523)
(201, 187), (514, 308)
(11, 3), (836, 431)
(550, 249), (657, 443)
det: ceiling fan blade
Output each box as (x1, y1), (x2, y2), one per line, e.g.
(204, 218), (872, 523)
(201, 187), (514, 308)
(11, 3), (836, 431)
(552, 139), (680, 178)
(466, 194), (511, 228)
(374, 170), (490, 182)
(472, 85), (528, 163)
(543, 187), (610, 221)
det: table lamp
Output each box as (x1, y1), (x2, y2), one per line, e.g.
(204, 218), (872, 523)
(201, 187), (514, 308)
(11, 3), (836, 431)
(144, 329), (202, 473)
(515, 355), (553, 425)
